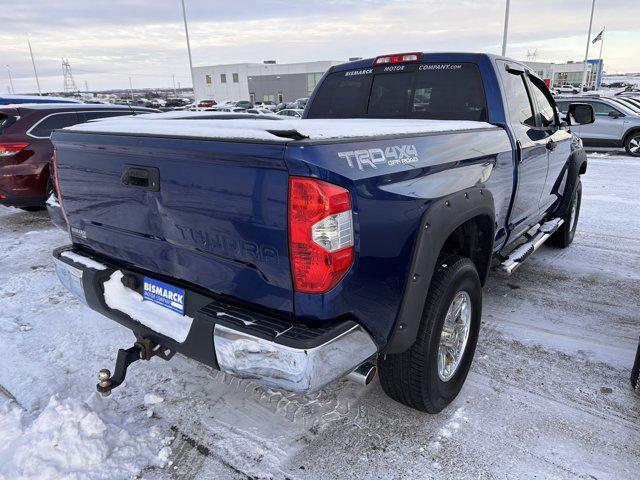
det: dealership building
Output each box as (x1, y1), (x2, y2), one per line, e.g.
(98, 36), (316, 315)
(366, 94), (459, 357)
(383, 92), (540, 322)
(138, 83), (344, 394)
(192, 60), (344, 104)
(193, 57), (605, 103)
(524, 59), (604, 89)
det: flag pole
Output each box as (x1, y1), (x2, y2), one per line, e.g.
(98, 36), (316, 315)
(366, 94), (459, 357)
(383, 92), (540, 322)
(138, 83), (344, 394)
(596, 27), (605, 90)
(579, 0), (596, 94)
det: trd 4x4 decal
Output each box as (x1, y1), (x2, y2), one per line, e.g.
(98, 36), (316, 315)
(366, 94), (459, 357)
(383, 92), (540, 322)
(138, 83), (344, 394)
(338, 145), (419, 170)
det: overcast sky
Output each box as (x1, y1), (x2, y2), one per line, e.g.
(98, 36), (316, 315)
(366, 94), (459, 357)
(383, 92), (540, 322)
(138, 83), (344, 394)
(2, 0), (638, 93)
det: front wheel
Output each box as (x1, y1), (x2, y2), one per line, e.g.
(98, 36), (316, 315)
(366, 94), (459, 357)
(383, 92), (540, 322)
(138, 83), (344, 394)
(624, 132), (640, 157)
(378, 255), (482, 413)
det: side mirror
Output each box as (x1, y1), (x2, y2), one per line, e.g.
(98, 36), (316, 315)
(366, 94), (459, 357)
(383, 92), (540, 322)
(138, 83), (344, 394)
(608, 110), (624, 119)
(566, 103), (595, 125)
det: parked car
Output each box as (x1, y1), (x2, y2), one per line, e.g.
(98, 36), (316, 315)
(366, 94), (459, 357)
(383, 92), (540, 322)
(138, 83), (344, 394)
(0, 103), (155, 210)
(555, 84), (580, 94)
(51, 52), (593, 413)
(556, 96), (640, 156)
(276, 108), (303, 118)
(245, 108), (275, 115)
(234, 100), (254, 110)
(0, 94), (82, 105)
(196, 100), (217, 108)
(275, 102), (288, 111)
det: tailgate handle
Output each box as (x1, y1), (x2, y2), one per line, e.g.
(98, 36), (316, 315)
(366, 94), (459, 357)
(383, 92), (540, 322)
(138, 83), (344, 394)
(122, 165), (160, 191)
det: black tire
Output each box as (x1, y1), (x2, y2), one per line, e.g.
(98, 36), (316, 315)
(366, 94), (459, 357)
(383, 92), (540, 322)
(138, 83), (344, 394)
(549, 180), (582, 248)
(624, 131), (640, 157)
(378, 255), (482, 413)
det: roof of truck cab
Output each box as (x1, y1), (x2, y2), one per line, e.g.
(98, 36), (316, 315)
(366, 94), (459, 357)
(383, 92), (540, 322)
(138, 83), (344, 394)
(330, 52), (516, 73)
(61, 116), (497, 143)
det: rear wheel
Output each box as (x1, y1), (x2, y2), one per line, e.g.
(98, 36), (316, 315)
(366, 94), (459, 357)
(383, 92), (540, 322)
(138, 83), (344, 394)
(624, 131), (640, 157)
(378, 255), (482, 413)
(549, 180), (582, 248)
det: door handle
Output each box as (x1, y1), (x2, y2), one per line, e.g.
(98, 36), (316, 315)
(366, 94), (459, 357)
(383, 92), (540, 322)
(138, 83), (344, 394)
(122, 165), (160, 191)
(546, 140), (557, 151)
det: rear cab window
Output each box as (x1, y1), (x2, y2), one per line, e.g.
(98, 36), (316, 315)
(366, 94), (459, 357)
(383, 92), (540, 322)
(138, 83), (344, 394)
(307, 62), (487, 121)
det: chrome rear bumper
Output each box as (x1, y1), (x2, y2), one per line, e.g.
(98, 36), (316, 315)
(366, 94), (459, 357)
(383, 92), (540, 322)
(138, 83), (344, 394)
(214, 322), (378, 393)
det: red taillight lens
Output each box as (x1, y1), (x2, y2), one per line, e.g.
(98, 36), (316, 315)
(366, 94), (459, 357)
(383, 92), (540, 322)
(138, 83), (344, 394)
(288, 177), (354, 294)
(374, 52), (422, 65)
(0, 142), (29, 156)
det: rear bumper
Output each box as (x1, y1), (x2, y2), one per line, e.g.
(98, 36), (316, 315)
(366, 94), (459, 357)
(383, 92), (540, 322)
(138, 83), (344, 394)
(0, 192), (47, 208)
(52, 246), (378, 393)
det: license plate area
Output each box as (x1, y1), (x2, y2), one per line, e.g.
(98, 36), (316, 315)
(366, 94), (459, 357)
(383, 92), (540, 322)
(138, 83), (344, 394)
(143, 276), (185, 315)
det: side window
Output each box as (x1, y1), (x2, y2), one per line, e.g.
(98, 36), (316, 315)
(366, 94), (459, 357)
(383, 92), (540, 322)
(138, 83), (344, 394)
(77, 111), (131, 122)
(555, 102), (569, 115)
(498, 65), (535, 127)
(29, 112), (79, 138)
(528, 80), (556, 127)
(220, 74), (227, 84)
(589, 102), (622, 116)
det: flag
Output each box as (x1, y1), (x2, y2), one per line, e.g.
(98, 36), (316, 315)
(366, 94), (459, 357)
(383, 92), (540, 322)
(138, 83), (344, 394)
(592, 30), (604, 44)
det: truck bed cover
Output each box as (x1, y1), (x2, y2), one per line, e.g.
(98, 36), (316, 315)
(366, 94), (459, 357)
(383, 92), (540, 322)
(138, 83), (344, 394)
(63, 116), (496, 143)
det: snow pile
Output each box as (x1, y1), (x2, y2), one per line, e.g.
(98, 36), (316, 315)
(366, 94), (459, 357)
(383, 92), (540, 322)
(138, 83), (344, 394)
(103, 271), (193, 342)
(64, 116), (495, 142)
(0, 395), (170, 480)
(60, 251), (107, 271)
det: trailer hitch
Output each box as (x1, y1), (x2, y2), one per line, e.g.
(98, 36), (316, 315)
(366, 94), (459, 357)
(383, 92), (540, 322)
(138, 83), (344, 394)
(97, 338), (175, 396)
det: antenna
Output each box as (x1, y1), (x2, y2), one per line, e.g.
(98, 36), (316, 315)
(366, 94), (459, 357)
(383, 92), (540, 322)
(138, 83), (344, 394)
(62, 58), (78, 92)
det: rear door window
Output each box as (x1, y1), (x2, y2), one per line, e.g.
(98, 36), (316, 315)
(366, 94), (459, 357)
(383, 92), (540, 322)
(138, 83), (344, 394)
(29, 112), (80, 138)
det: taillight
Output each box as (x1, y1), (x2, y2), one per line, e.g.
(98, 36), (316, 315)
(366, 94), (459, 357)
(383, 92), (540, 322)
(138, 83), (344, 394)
(288, 177), (354, 294)
(0, 142), (29, 156)
(374, 52), (422, 65)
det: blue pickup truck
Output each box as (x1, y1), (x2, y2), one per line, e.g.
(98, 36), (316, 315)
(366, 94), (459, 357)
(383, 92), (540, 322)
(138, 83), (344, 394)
(51, 52), (594, 413)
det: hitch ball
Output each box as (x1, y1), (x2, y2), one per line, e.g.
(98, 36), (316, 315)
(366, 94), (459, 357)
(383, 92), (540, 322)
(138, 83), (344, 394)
(98, 369), (112, 396)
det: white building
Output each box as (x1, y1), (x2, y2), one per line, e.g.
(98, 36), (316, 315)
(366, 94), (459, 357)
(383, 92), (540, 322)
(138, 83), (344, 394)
(192, 60), (344, 104)
(524, 60), (604, 89)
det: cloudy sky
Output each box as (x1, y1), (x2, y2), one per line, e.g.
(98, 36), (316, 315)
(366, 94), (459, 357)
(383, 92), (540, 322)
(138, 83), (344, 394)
(2, 0), (638, 93)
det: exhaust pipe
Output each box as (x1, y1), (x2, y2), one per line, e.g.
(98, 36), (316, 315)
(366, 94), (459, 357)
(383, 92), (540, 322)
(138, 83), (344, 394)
(347, 362), (377, 386)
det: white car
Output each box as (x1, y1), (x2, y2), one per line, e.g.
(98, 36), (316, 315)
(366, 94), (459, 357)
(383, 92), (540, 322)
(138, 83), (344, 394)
(555, 84), (580, 94)
(276, 109), (303, 118)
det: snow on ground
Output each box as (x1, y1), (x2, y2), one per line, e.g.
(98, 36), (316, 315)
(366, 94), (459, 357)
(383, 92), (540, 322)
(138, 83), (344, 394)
(0, 152), (638, 479)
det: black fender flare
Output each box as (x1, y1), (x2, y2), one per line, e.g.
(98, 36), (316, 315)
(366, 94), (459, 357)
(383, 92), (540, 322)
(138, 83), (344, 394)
(384, 187), (495, 354)
(554, 147), (587, 219)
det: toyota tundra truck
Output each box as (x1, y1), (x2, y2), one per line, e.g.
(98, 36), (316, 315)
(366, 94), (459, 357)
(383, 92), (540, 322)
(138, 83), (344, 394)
(50, 53), (594, 413)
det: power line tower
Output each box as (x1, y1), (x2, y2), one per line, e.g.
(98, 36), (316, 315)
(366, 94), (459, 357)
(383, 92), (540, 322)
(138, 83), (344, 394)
(62, 58), (78, 92)
(525, 49), (538, 62)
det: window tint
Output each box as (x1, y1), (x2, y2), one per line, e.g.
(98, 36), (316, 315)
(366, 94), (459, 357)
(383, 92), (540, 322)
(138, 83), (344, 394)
(77, 111), (132, 122)
(588, 101), (622, 116)
(307, 72), (373, 118)
(29, 112), (79, 138)
(529, 80), (556, 127)
(499, 69), (535, 127)
(556, 101), (569, 114)
(308, 63), (487, 121)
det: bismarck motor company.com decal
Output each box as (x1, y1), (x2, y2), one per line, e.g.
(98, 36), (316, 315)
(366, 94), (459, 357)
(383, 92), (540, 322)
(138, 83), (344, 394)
(338, 145), (419, 170)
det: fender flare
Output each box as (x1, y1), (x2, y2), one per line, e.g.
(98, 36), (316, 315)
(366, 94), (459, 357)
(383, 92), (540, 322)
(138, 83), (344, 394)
(554, 148), (587, 218)
(384, 187), (495, 354)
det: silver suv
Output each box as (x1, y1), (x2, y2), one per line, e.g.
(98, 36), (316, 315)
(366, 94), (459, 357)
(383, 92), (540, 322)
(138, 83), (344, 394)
(556, 96), (640, 156)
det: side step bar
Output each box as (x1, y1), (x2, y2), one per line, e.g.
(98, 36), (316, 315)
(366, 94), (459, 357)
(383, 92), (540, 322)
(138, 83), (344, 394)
(498, 218), (564, 275)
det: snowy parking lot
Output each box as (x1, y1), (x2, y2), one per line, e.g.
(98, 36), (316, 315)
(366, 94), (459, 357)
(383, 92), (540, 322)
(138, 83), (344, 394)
(0, 152), (638, 479)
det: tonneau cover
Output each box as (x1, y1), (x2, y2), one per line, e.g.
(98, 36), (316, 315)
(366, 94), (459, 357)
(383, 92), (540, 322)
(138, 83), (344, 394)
(63, 115), (496, 143)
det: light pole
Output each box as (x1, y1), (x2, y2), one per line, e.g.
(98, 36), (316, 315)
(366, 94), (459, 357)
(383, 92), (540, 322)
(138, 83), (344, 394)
(579, 0), (596, 93)
(501, 0), (511, 57)
(6, 65), (14, 94)
(181, 0), (195, 98)
(25, 33), (42, 95)
(128, 77), (134, 101)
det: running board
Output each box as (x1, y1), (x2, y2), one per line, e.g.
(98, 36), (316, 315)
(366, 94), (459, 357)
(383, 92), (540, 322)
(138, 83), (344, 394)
(498, 218), (564, 275)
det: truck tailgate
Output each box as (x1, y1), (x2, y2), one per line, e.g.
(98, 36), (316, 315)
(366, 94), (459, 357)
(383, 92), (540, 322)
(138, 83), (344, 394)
(53, 132), (293, 314)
